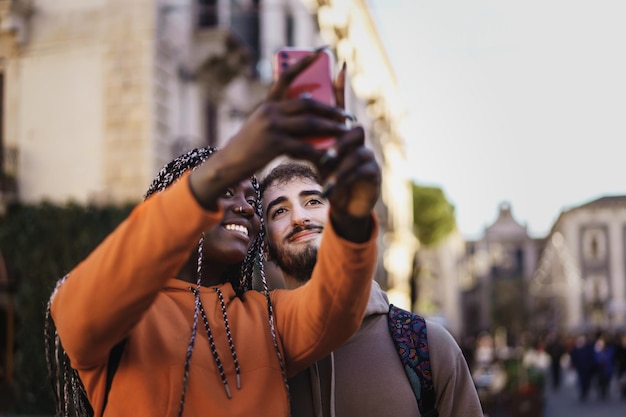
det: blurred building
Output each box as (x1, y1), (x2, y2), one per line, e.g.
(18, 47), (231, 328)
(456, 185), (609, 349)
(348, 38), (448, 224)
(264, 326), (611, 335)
(0, 0), (269, 207)
(0, 0), (415, 303)
(413, 229), (466, 338)
(305, 0), (417, 308)
(463, 202), (542, 340)
(530, 196), (626, 333)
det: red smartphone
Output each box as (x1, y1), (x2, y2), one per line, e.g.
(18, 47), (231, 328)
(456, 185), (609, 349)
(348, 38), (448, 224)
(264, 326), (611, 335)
(273, 47), (337, 150)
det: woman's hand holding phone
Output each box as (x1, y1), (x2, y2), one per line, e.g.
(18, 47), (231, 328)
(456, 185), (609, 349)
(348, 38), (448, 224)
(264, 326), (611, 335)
(269, 47), (367, 202)
(271, 47), (343, 150)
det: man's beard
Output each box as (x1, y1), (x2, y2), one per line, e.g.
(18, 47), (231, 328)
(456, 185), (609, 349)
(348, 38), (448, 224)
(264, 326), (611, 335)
(268, 239), (319, 284)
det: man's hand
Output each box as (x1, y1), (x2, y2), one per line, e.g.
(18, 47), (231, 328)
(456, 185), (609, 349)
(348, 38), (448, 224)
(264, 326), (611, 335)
(315, 126), (381, 242)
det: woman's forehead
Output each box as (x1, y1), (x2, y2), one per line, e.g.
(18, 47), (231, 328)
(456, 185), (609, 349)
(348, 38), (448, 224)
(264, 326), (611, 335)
(236, 177), (258, 192)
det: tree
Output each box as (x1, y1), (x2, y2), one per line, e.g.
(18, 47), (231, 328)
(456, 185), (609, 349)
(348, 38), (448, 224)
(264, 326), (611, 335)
(411, 182), (456, 247)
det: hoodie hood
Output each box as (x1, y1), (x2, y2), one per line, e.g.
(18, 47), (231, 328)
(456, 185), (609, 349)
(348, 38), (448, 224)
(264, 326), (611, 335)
(363, 280), (390, 317)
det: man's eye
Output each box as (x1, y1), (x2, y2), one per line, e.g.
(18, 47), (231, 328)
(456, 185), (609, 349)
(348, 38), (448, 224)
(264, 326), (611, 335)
(271, 207), (286, 218)
(306, 199), (323, 206)
(247, 199), (258, 208)
(223, 189), (234, 197)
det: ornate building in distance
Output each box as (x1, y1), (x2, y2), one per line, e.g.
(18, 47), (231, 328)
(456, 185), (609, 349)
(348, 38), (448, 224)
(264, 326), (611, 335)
(530, 196), (626, 334)
(461, 197), (626, 341)
(463, 203), (543, 340)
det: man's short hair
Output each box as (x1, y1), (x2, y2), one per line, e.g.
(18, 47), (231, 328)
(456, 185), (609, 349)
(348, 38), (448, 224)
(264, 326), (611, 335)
(259, 162), (320, 198)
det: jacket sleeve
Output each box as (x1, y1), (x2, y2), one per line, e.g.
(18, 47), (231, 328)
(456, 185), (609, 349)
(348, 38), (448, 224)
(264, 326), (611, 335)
(50, 173), (222, 369)
(272, 215), (378, 377)
(427, 321), (484, 417)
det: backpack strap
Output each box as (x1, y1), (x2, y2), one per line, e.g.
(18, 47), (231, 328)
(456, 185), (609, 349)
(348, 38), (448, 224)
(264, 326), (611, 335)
(387, 304), (438, 417)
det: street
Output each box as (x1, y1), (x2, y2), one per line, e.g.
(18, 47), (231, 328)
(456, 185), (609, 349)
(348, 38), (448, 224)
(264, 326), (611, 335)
(482, 370), (626, 417)
(544, 377), (625, 417)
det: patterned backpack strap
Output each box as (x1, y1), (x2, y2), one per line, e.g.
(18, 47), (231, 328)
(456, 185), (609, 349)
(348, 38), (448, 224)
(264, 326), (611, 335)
(387, 304), (438, 417)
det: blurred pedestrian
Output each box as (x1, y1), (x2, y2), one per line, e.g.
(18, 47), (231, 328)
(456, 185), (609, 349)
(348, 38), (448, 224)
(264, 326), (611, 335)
(545, 331), (566, 391)
(569, 334), (598, 402)
(614, 333), (626, 399)
(522, 340), (551, 378)
(594, 334), (615, 400)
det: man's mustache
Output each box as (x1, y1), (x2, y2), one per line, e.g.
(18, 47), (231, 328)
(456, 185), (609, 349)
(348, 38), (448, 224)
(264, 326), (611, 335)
(285, 224), (324, 241)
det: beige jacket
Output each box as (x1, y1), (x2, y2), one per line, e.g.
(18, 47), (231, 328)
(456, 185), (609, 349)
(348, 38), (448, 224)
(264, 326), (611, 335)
(288, 281), (483, 417)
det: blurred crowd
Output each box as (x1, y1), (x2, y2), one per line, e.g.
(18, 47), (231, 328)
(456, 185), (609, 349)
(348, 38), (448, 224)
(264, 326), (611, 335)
(460, 328), (626, 404)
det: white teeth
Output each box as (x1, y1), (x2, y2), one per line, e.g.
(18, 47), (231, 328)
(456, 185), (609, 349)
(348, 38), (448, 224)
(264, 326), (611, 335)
(224, 224), (248, 236)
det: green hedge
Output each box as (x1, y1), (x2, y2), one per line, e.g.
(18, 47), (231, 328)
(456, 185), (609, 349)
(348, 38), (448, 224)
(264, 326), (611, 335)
(0, 202), (133, 414)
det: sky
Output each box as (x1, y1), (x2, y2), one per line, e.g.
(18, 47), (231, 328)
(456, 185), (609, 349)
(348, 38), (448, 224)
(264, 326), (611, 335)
(368, 0), (626, 239)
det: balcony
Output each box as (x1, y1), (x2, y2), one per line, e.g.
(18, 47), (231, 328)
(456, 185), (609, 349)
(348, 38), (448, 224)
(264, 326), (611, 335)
(184, 1), (260, 85)
(0, 0), (33, 45)
(186, 28), (251, 86)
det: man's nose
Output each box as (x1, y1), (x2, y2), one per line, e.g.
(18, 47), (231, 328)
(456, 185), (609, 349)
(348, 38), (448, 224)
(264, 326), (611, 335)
(290, 205), (311, 225)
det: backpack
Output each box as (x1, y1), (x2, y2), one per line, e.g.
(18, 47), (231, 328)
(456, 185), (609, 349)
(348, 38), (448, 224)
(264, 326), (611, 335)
(387, 304), (438, 417)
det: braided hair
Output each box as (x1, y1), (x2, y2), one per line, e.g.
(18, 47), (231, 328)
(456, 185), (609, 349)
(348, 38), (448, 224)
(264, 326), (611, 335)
(45, 146), (288, 417)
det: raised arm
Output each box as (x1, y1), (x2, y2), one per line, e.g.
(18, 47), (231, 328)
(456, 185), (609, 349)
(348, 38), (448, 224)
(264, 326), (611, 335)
(51, 49), (354, 369)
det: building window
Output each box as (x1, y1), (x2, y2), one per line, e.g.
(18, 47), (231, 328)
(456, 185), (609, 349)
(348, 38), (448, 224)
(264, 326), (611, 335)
(515, 248), (524, 274)
(231, 0), (261, 76)
(205, 100), (217, 147)
(582, 227), (607, 261)
(285, 10), (295, 46)
(198, 0), (218, 28)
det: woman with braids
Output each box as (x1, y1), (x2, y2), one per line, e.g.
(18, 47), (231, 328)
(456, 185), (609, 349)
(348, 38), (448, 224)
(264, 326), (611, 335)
(44, 49), (381, 417)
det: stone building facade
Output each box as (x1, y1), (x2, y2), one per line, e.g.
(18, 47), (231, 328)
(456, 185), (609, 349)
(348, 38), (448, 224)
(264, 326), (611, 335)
(464, 202), (542, 339)
(530, 196), (626, 333)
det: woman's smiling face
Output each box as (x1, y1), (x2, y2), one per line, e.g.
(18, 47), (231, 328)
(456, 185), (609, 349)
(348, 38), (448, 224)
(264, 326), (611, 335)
(201, 178), (261, 266)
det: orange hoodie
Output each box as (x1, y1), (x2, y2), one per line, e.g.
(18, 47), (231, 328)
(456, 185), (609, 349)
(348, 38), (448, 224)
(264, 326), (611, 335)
(50, 173), (377, 417)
